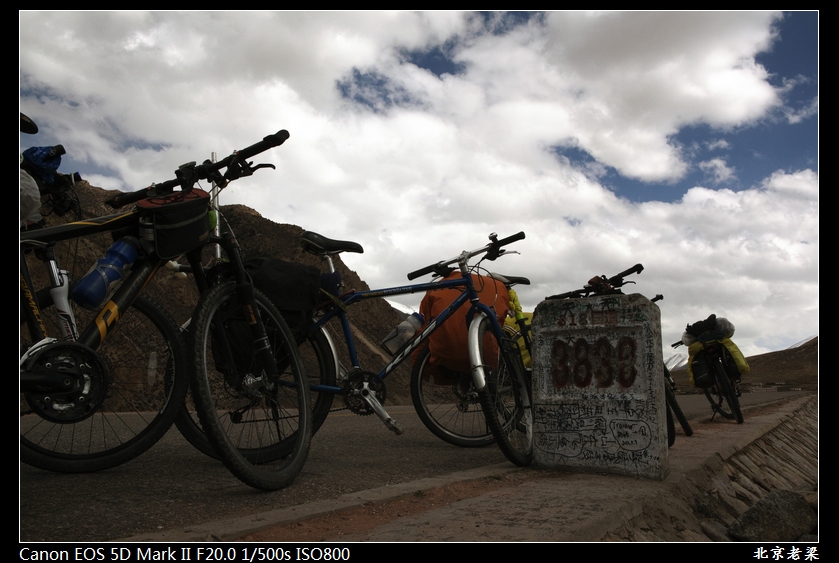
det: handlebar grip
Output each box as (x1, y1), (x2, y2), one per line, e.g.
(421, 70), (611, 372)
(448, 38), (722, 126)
(545, 289), (583, 300)
(234, 130), (290, 161)
(495, 231), (525, 248)
(407, 263), (438, 280)
(609, 263), (644, 282)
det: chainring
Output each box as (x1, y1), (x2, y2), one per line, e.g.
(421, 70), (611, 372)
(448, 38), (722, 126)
(343, 369), (387, 416)
(22, 341), (108, 423)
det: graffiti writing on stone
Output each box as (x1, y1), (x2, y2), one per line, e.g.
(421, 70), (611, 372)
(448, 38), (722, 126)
(532, 293), (667, 479)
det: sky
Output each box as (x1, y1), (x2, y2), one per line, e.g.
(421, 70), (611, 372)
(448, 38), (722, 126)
(20, 11), (818, 360)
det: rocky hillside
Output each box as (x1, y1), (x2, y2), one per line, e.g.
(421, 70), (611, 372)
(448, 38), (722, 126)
(24, 181), (414, 404)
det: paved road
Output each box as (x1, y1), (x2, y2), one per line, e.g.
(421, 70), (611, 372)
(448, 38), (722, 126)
(19, 391), (810, 543)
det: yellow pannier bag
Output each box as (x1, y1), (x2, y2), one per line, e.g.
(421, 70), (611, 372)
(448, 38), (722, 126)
(504, 314), (532, 369)
(687, 338), (750, 386)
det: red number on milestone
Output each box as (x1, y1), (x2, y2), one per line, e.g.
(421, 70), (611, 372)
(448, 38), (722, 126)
(593, 337), (614, 388)
(572, 338), (592, 388)
(617, 336), (638, 388)
(551, 340), (570, 389)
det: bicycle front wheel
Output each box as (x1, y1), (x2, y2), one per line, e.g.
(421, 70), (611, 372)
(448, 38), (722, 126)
(176, 324), (334, 460)
(21, 295), (189, 473)
(472, 316), (533, 466)
(411, 346), (495, 448)
(190, 282), (312, 491)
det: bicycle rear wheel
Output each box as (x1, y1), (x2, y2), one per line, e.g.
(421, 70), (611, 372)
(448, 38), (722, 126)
(190, 282), (311, 491)
(705, 361), (744, 424)
(410, 346), (495, 448)
(472, 316), (533, 466)
(21, 295), (189, 472)
(302, 326), (337, 433)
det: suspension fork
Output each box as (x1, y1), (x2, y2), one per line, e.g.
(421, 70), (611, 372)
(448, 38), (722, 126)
(220, 232), (282, 386)
(21, 245), (78, 341)
(468, 308), (530, 404)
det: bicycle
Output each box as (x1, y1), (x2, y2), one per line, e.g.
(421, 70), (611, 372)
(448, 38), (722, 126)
(411, 272), (531, 447)
(671, 314), (746, 424)
(103, 130), (313, 491)
(20, 175), (196, 474)
(298, 231), (534, 466)
(544, 265), (693, 446)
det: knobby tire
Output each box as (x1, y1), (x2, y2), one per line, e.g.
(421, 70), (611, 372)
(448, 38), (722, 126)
(189, 282), (311, 491)
(176, 326), (334, 459)
(20, 294), (189, 473)
(473, 316), (534, 466)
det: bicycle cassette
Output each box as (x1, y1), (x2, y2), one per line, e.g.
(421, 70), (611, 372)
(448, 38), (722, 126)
(343, 370), (387, 416)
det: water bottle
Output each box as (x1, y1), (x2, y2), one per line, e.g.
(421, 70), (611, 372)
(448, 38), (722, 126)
(381, 312), (425, 355)
(71, 236), (140, 310)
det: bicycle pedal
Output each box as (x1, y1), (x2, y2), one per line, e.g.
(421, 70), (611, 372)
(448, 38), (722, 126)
(385, 418), (404, 435)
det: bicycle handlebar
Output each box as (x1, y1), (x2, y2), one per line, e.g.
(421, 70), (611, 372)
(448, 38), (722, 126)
(608, 263), (643, 284)
(406, 231), (525, 280)
(545, 263), (644, 300)
(104, 130), (290, 208)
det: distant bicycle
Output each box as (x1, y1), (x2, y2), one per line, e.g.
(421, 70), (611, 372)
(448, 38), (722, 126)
(671, 314), (748, 425)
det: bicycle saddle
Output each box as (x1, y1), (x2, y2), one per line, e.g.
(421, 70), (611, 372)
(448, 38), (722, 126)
(301, 231), (364, 256)
(489, 273), (531, 286)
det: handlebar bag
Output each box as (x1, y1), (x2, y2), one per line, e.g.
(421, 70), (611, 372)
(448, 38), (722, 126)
(136, 189), (211, 259)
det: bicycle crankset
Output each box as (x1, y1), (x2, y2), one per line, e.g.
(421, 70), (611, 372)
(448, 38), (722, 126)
(22, 341), (108, 423)
(343, 370), (387, 416)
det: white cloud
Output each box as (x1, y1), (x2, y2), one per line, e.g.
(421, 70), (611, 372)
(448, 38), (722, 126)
(784, 94), (819, 125)
(706, 139), (731, 151)
(20, 11), (817, 357)
(699, 158), (736, 184)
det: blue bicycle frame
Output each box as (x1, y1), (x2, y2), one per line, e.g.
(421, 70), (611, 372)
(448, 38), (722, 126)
(302, 236), (511, 435)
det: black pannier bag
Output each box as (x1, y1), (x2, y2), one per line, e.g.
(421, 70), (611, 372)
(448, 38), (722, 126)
(244, 257), (321, 340)
(690, 349), (714, 388)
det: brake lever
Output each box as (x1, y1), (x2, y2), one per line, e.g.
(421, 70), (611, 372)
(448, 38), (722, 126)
(224, 158), (272, 181)
(250, 163), (276, 174)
